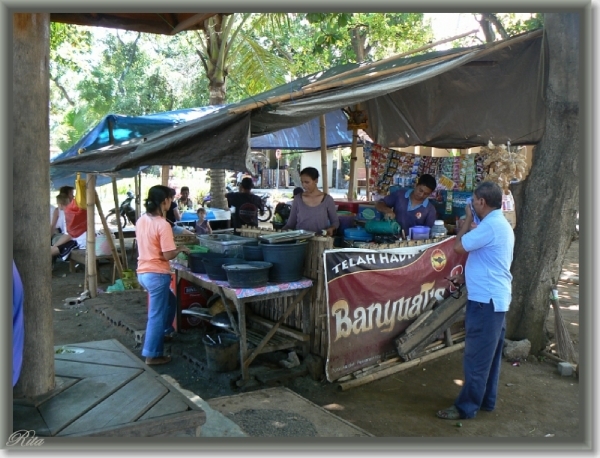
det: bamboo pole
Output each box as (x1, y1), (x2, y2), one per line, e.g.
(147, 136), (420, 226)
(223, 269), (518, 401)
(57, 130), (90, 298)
(347, 125), (359, 200)
(228, 49), (472, 116)
(319, 114), (329, 194)
(135, 172), (141, 221)
(302, 29), (479, 90)
(338, 342), (465, 391)
(230, 30), (543, 117)
(95, 191), (124, 279)
(86, 174), (98, 298)
(111, 178), (128, 269)
(161, 165), (169, 186)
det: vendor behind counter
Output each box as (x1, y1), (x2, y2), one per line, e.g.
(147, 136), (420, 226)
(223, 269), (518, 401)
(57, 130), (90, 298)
(375, 174), (437, 232)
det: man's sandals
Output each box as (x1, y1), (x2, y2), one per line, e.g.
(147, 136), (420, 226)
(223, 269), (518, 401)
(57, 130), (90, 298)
(436, 406), (462, 420)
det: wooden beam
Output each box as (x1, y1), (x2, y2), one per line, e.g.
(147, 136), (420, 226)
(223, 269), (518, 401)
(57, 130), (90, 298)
(347, 124), (358, 200)
(86, 175), (98, 298)
(319, 114), (329, 194)
(169, 13), (217, 35)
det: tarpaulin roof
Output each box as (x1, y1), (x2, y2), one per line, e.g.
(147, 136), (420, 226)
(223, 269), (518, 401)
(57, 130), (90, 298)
(50, 107), (353, 188)
(51, 28), (545, 178)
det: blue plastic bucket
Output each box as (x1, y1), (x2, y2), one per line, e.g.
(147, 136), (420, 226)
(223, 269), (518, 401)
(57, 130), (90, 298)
(260, 241), (308, 283)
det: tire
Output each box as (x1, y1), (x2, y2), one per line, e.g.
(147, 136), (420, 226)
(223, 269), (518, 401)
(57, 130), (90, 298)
(258, 206), (272, 223)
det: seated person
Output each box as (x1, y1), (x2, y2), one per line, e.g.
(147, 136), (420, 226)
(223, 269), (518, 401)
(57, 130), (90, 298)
(51, 193), (69, 246)
(165, 188), (194, 235)
(282, 167), (339, 236)
(375, 174), (437, 233)
(226, 177), (263, 233)
(51, 196), (87, 261)
(195, 207), (213, 235)
(177, 186), (194, 211)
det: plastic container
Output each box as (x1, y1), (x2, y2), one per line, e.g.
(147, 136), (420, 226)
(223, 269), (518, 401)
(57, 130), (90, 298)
(431, 220), (448, 238)
(223, 261), (272, 288)
(365, 220), (400, 235)
(203, 333), (240, 372)
(202, 257), (242, 281)
(188, 251), (227, 274)
(344, 227), (373, 242)
(198, 233), (258, 258)
(409, 226), (430, 240)
(243, 244), (264, 261)
(356, 203), (384, 221)
(260, 241), (308, 283)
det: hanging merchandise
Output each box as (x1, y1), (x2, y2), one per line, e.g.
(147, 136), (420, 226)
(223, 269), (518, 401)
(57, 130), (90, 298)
(74, 148), (87, 209)
(481, 140), (529, 193)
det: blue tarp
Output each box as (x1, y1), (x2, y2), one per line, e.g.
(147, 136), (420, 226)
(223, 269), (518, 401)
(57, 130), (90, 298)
(50, 106), (352, 189)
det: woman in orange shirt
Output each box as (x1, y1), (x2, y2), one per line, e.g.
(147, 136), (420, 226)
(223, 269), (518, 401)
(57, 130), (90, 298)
(136, 185), (190, 365)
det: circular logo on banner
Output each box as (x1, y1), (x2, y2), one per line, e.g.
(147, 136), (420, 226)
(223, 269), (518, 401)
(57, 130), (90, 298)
(430, 248), (447, 272)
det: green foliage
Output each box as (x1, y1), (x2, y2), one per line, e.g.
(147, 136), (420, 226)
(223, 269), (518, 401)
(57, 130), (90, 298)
(496, 13), (544, 35)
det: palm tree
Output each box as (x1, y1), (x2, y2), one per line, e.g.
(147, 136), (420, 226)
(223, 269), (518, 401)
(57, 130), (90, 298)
(189, 13), (290, 210)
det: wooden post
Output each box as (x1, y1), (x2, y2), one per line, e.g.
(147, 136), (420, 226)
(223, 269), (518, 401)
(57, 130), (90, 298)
(319, 114), (329, 194)
(365, 154), (371, 202)
(135, 172), (142, 220)
(86, 174), (98, 298)
(111, 178), (128, 269)
(347, 127), (358, 201)
(161, 165), (170, 186)
(95, 191), (124, 279)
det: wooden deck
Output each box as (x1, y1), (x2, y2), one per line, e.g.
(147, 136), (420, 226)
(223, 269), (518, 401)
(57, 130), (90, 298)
(13, 339), (206, 437)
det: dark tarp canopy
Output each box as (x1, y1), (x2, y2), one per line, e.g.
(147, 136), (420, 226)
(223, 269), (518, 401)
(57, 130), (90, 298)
(51, 29), (545, 176)
(50, 107), (353, 188)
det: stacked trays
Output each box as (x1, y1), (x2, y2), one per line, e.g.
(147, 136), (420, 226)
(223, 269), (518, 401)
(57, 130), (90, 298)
(202, 258), (242, 281)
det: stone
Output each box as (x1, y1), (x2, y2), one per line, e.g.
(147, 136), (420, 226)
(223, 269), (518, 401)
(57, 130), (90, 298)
(304, 354), (324, 381)
(557, 362), (574, 377)
(503, 338), (531, 360)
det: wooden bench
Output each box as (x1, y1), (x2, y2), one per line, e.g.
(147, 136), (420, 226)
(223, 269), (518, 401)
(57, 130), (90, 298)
(69, 250), (119, 284)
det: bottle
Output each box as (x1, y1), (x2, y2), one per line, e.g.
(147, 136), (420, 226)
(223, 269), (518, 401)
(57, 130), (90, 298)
(431, 220), (448, 238)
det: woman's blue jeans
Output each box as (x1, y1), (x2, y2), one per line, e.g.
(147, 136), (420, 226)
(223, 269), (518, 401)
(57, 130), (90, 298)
(138, 272), (176, 358)
(454, 300), (506, 419)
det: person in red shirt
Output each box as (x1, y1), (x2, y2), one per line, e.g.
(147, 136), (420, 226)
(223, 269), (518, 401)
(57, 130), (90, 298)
(51, 194), (88, 261)
(136, 185), (190, 365)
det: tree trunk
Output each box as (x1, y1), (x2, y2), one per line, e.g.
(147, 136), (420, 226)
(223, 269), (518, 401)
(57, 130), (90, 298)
(205, 14), (229, 211)
(506, 13), (579, 353)
(13, 13), (55, 397)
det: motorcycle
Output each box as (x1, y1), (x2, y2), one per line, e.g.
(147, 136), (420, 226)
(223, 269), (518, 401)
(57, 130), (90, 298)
(256, 193), (273, 222)
(107, 191), (137, 227)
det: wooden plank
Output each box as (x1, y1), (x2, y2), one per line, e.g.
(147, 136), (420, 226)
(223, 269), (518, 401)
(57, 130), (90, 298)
(61, 410), (206, 437)
(247, 315), (310, 342)
(59, 372), (169, 435)
(54, 346), (144, 368)
(13, 404), (51, 436)
(39, 369), (141, 435)
(139, 392), (192, 421)
(54, 359), (143, 379)
(395, 293), (467, 361)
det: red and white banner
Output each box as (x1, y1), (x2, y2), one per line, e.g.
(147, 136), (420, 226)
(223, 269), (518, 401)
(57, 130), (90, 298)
(324, 237), (467, 382)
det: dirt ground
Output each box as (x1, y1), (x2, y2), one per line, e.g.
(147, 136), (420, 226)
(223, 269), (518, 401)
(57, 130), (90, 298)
(50, 239), (581, 438)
